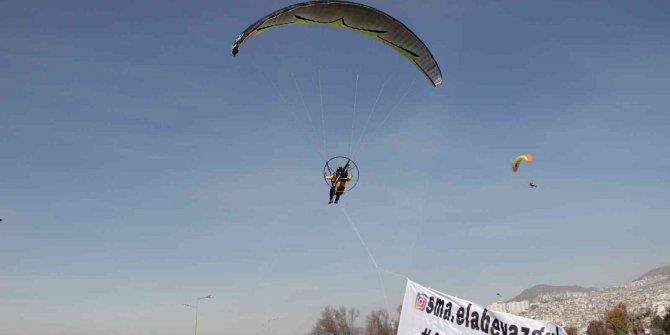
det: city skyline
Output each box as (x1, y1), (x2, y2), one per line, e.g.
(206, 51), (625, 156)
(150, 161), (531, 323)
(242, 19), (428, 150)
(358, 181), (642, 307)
(488, 270), (670, 334)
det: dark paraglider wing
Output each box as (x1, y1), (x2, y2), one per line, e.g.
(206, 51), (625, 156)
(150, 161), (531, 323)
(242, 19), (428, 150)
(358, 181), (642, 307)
(231, 1), (443, 87)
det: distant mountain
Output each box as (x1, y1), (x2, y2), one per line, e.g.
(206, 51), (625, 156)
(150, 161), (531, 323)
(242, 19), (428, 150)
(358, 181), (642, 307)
(509, 285), (594, 302)
(509, 264), (670, 302)
(635, 265), (670, 281)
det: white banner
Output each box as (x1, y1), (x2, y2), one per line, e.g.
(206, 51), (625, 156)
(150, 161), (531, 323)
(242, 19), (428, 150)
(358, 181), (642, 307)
(397, 280), (567, 335)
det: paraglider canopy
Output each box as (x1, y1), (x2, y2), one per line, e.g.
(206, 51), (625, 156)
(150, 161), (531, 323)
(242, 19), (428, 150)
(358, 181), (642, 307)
(231, 0), (443, 86)
(512, 153), (534, 173)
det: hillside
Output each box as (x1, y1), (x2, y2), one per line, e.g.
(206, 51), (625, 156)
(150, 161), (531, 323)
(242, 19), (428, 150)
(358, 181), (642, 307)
(635, 264), (670, 281)
(509, 284), (594, 302)
(509, 264), (670, 302)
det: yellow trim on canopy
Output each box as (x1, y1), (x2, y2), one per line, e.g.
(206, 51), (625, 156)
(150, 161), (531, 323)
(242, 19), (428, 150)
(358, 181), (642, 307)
(253, 17), (416, 62)
(512, 153), (534, 172)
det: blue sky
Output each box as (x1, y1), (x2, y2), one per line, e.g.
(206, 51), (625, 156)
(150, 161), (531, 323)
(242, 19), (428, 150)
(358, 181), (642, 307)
(1, 1), (669, 334)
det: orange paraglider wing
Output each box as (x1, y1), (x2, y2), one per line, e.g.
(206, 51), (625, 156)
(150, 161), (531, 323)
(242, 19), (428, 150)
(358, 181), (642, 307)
(512, 153), (533, 172)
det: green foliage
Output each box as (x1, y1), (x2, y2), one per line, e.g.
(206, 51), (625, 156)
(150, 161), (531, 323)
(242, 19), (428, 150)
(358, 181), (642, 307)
(663, 307), (670, 334)
(650, 315), (665, 335)
(628, 310), (646, 335)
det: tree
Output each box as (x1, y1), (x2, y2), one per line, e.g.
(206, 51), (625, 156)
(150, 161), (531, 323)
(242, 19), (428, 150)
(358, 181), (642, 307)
(587, 320), (610, 335)
(365, 309), (395, 335)
(650, 315), (665, 335)
(565, 326), (579, 335)
(311, 306), (360, 335)
(627, 309), (647, 335)
(604, 303), (629, 335)
(663, 306), (670, 335)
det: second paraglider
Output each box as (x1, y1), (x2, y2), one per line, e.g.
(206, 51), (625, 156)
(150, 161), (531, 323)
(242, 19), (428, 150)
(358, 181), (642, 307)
(512, 153), (534, 173)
